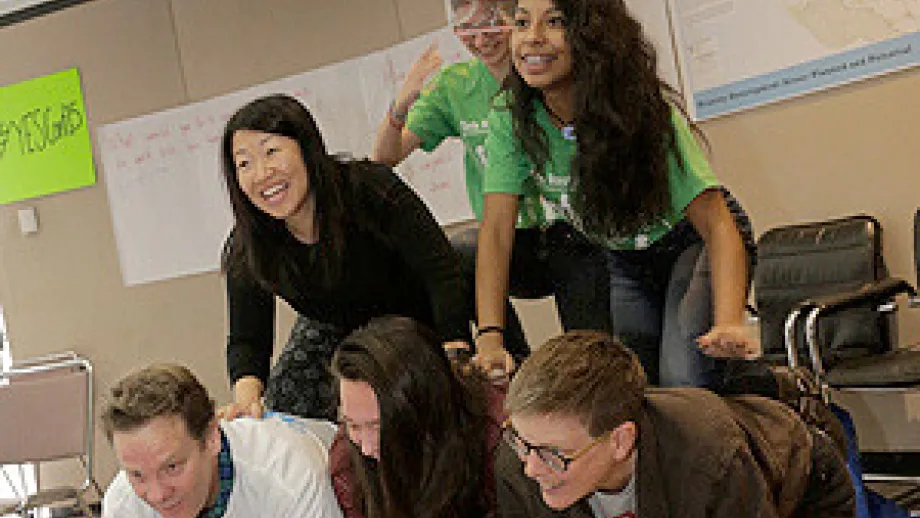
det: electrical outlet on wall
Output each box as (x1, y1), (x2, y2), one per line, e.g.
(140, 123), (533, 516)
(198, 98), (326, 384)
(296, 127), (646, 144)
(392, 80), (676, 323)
(17, 207), (39, 236)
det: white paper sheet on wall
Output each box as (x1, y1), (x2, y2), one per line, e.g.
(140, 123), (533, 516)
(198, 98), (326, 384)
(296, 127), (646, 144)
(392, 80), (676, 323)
(667, 0), (920, 120)
(0, 306), (10, 379)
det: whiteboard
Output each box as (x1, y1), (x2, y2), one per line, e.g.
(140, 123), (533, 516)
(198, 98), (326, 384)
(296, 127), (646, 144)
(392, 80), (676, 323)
(97, 28), (473, 287)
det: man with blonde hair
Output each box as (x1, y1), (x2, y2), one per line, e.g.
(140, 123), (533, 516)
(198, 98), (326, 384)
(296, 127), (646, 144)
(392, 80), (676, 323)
(495, 331), (855, 517)
(101, 363), (342, 518)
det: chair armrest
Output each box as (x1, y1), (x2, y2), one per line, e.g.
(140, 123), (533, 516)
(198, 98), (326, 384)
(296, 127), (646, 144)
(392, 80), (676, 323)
(796, 278), (914, 382)
(800, 278), (916, 317)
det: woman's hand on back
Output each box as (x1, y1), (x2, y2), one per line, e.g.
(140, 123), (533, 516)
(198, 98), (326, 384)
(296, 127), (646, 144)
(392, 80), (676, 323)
(216, 376), (265, 420)
(473, 333), (516, 384)
(697, 324), (761, 359)
(216, 399), (264, 420)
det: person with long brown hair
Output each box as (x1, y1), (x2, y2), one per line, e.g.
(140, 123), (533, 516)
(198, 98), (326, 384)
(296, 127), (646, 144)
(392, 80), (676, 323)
(329, 316), (504, 518)
(475, 0), (757, 387)
(218, 94), (469, 421)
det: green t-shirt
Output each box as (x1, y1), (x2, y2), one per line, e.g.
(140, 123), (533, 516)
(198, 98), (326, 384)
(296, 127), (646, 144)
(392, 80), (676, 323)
(483, 97), (719, 249)
(406, 59), (546, 228)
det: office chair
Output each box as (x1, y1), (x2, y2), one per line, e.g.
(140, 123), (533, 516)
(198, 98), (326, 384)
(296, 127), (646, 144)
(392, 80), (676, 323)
(0, 352), (99, 517)
(755, 212), (920, 507)
(754, 214), (896, 367)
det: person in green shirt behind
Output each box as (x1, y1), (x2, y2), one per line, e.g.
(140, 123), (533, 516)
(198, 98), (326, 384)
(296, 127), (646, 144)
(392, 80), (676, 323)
(372, 0), (612, 364)
(475, 0), (758, 386)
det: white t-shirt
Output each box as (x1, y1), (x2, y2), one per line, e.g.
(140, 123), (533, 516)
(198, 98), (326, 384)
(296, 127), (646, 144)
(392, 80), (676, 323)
(103, 417), (343, 518)
(588, 475), (637, 518)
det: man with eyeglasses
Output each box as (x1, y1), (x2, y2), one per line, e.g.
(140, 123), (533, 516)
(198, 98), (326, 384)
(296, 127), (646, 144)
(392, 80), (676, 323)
(495, 330), (855, 518)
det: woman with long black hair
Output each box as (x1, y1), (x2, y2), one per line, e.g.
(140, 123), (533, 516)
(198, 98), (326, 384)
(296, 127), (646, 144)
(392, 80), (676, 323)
(218, 94), (469, 420)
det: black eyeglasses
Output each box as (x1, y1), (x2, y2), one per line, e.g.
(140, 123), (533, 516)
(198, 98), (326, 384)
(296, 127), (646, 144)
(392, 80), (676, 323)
(501, 419), (613, 472)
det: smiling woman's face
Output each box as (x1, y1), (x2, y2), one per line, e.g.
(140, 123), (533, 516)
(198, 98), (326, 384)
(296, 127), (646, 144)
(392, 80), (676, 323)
(511, 0), (572, 92)
(232, 129), (311, 223)
(454, 2), (512, 69)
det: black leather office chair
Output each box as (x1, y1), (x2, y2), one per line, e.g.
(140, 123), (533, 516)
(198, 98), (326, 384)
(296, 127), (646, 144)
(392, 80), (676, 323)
(755, 214), (897, 368)
(754, 212), (920, 506)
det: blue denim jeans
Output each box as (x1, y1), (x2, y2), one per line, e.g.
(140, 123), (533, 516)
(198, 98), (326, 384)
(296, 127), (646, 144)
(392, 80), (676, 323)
(606, 223), (718, 387)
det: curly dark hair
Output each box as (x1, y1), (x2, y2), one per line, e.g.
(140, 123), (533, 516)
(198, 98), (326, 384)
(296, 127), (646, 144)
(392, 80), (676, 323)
(506, 0), (691, 237)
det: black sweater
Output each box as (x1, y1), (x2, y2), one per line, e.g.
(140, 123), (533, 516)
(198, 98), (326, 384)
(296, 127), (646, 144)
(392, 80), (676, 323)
(224, 164), (470, 384)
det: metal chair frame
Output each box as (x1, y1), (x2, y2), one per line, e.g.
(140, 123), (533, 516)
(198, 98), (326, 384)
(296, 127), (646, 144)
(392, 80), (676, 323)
(0, 351), (98, 517)
(786, 281), (920, 506)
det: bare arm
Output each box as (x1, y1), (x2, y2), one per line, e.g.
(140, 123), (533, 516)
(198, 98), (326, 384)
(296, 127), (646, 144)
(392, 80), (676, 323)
(371, 119), (423, 166)
(371, 44), (441, 166)
(684, 188), (757, 358)
(474, 193), (518, 374)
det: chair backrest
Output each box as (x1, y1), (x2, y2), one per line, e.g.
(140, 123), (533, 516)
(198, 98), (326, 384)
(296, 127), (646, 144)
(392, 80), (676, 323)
(0, 353), (93, 491)
(754, 215), (894, 365)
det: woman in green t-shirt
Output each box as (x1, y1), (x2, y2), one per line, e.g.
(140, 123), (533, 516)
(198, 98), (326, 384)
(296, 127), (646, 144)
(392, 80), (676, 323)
(475, 0), (757, 386)
(372, 0), (613, 366)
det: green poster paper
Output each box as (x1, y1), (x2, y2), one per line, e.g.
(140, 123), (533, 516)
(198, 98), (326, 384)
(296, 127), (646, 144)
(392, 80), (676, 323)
(0, 68), (96, 204)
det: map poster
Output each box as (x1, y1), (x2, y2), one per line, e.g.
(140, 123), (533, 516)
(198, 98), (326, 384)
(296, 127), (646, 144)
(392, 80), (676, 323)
(670, 0), (920, 119)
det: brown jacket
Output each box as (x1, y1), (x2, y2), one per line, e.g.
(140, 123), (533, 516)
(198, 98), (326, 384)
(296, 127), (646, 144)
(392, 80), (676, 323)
(494, 388), (854, 518)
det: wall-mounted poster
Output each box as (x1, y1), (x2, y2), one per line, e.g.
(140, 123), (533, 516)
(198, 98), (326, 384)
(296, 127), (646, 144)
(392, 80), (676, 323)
(671, 0), (920, 119)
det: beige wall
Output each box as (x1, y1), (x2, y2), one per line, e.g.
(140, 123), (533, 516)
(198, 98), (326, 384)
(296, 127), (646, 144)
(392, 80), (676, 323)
(1, 0), (919, 490)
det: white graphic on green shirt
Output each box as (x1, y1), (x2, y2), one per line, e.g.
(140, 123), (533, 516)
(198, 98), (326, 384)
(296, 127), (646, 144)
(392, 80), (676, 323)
(483, 95), (720, 249)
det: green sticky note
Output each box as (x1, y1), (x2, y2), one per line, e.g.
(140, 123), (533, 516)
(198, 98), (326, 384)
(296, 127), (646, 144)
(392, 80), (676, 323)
(0, 68), (97, 204)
